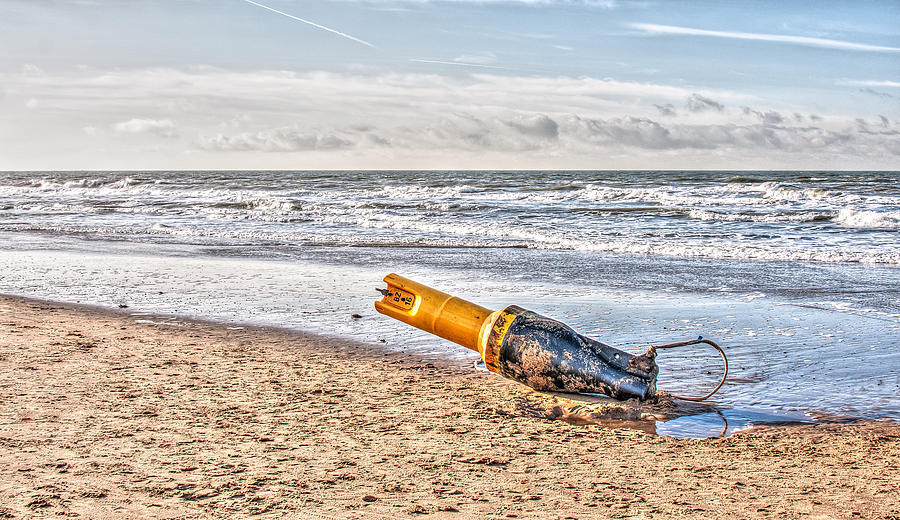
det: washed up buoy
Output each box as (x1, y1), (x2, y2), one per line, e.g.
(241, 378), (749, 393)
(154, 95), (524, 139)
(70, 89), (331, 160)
(374, 274), (727, 402)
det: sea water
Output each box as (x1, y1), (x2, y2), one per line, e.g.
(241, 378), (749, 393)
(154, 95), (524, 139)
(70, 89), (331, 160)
(1, 170), (898, 436)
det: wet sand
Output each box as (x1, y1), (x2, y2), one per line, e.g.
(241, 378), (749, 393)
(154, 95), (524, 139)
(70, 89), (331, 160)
(1, 295), (898, 519)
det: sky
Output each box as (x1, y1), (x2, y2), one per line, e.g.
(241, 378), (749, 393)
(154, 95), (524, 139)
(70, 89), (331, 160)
(1, 0), (898, 170)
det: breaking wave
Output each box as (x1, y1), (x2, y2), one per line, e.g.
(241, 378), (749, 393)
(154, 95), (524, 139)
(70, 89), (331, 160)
(1, 170), (898, 265)
(834, 208), (900, 229)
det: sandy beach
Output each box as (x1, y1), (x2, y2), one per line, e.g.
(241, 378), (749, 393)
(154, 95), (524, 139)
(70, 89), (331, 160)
(1, 294), (898, 519)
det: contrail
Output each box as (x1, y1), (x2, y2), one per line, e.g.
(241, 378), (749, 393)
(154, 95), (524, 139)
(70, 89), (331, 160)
(241, 0), (375, 49)
(630, 23), (900, 53)
(409, 59), (508, 70)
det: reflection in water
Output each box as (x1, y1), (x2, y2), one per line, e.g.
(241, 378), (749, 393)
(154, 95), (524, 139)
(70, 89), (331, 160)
(655, 408), (813, 439)
(534, 389), (813, 439)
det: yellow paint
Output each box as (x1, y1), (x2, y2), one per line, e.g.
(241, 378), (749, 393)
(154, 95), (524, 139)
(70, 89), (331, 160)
(480, 308), (518, 371)
(374, 274), (507, 363)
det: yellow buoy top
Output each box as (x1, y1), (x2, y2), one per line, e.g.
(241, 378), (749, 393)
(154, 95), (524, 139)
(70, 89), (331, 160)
(374, 273), (500, 354)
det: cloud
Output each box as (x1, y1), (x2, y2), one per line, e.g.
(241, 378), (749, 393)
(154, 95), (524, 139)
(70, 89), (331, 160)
(686, 94), (723, 112)
(504, 113), (559, 140)
(843, 80), (900, 88)
(741, 107), (784, 125)
(567, 115), (695, 149)
(630, 23), (900, 53)
(860, 88), (898, 100)
(3, 66), (897, 169)
(559, 115), (897, 155)
(8, 66), (739, 118)
(197, 111), (900, 160)
(453, 52), (498, 65)
(199, 127), (353, 152)
(113, 118), (176, 137)
(376, 113), (560, 152)
(841, 80), (900, 100)
(855, 116), (898, 134)
(654, 104), (676, 117)
(22, 64), (44, 75)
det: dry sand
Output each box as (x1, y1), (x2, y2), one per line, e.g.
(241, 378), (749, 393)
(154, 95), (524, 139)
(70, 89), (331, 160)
(1, 295), (898, 519)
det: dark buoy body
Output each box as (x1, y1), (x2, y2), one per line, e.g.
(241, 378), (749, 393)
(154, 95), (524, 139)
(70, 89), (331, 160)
(486, 306), (657, 400)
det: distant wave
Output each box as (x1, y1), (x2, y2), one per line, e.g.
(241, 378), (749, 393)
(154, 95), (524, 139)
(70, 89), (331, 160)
(2, 170), (898, 266)
(4, 222), (898, 265)
(2, 175), (894, 211)
(724, 175), (768, 183)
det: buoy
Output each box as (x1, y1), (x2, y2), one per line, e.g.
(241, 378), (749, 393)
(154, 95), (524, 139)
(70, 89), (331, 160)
(374, 274), (661, 401)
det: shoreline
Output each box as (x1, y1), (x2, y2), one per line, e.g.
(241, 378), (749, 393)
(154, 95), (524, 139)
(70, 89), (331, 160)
(3, 247), (899, 421)
(2, 294), (898, 518)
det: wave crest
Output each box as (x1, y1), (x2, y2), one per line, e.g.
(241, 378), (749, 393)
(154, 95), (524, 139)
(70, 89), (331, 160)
(834, 209), (900, 229)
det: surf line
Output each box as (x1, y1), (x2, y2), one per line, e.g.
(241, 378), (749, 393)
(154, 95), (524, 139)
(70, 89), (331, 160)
(240, 0), (376, 49)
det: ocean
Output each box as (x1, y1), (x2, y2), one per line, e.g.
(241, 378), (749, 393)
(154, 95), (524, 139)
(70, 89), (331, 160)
(2, 170), (898, 436)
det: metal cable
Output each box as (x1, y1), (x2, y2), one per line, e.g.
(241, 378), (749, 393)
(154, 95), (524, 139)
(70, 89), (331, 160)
(650, 336), (729, 402)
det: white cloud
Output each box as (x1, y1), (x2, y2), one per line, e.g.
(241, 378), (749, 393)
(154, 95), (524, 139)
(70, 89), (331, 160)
(686, 94), (723, 113)
(741, 107), (785, 125)
(453, 52), (498, 65)
(1, 66), (897, 169)
(654, 103), (676, 117)
(113, 118), (176, 137)
(200, 127), (353, 152)
(25, 98), (39, 109)
(842, 80), (900, 88)
(5, 66), (746, 118)
(22, 63), (43, 75)
(195, 111), (899, 160)
(630, 23), (900, 53)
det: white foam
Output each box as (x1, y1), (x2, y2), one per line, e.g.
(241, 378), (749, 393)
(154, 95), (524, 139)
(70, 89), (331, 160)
(758, 182), (830, 202)
(2, 171), (899, 267)
(834, 208), (900, 229)
(688, 208), (829, 223)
